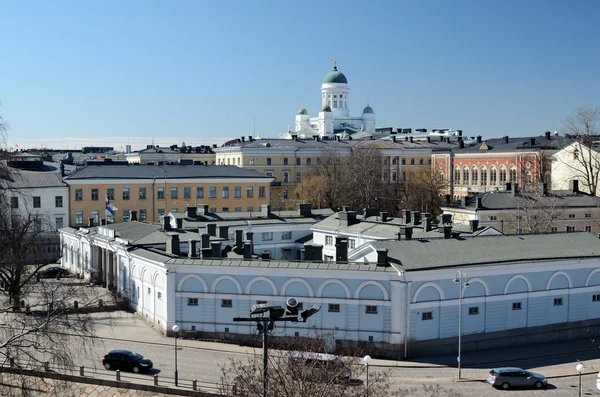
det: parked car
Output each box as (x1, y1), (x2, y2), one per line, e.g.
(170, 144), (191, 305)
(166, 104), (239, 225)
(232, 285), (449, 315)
(487, 367), (547, 389)
(37, 266), (69, 279)
(289, 351), (351, 383)
(102, 350), (153, 373)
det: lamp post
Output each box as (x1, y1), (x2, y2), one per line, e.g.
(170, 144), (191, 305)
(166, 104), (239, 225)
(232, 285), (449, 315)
(576, 363), (585, 397)
(453, 271), (469, 379)
(172, 324), (180, 386)
(363, 355), (372, 396)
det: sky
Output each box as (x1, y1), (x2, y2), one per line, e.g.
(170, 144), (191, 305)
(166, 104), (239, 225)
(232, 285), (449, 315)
(1, 0), (599, 150)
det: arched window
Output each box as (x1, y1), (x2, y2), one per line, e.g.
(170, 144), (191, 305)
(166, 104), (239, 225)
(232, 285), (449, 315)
(463, 167), (469, 185)
(454, 167), (461, 184)
(490, 167), (497, 185)
(509, 167), (517, 182)
(439, 173), (445, 183)
(525, 171), (533, 184)
(471, 166), (478, 185)
(499, 167), (507, 184)
(481, 167), (487, 186)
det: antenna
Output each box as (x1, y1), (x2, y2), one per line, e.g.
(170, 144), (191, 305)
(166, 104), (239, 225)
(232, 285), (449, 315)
(253, 116), (256, 137)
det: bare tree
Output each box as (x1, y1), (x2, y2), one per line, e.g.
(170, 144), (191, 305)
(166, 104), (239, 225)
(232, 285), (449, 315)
(558, 106), (600, 195)
(398, 168), (448, 217)
(508, 193), (564, 234)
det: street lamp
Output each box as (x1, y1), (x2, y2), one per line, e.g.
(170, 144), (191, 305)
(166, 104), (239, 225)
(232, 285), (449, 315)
(453, 271), (469, 379)
(363, 355), (372, 396)
(576, 363), (585, 397)
(172, 324), (180, 386)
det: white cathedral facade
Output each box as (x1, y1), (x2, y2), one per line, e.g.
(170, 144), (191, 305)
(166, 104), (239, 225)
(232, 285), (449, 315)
(285, 62), (376, 139)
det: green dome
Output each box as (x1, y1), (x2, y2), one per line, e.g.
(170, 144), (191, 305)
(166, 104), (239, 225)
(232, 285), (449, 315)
(297, 105), (308, 115)
(362, 104), (374, 114)
(323, 66), (348, 84)
(321, 104), (332, 112)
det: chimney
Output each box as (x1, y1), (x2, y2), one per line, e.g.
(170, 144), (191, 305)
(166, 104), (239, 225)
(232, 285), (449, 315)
(243, 242), (252, 259)
(545, 131), (551, 140)
(339, 210), (358, 227)
(440, 136), (444, 141)
(248, 136), (253, 142)
(210, 242), (222, 258)
(206, 223), (217, 236)
(541, 182), (548, 196)
(427, 136), (431, 143)
(312, 245), (323, 261)
(459, 140), (465, 149)
(101, 218), (106, 226)
(570, 179), (579, 193)
(299, 203), (312, 217)
(260, 204), (271, 217)
(505, 182), (512, 192)
(60, 163), (65, 177)
(530, 137), (536, 146)
(400, 225), (413, 240)
(409, 136), (413, 143)
(475, 197), (483, 209)
(411, 211), (421, 226)
(175, 218), (183, 229)
(442, 225), (452, 239)
(441, 214), (452, 225)
(88, 217), (94, 227)
(197, 204), (210, 215)
(364, 208), (379, 218)
(166, 232), (180, 255)
(245, 232), (254, 254)
(392, 136), (397, 143)
(303, 244), (313, 261)
(379, 212), (388, 222)
(457, 136), (462, 142)
(235, 230), (244, 249)
(219, 225), (229, 239)
(422, 213), (432, 231)
(402, 209), (412, 224)
(504, 136), (509, 144)
(162, 215), (171, 231)
(376, 249), (388, 267)
(241, 136), (245, 142)
(335, 237), (348, 262)
(261, 251), (271, 260)
(477, 135), (482, 143)
(188, 240), (198, 258)
(185, 206), (197, 218)
(201, 233), (211, 249)
(457, 130), (463, 136)
(469, 219), (479, 233)
(445, 194), (451, 205)
(130, 210), (138, 222)
(512, 183), (518, 196)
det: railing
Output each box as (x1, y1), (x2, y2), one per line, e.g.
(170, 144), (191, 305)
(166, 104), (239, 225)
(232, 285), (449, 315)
(1, 360), (226, 395)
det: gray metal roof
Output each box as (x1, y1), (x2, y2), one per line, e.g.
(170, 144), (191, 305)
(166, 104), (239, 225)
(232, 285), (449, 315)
(453, 135), (571, 154)
(0, 169), (66, 189)
(445, 190), (600, 211)
(370, 232), (600, 271)
(64, 164), (272, 180)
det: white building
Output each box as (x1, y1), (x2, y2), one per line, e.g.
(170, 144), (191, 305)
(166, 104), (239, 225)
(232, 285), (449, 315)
(550, 141), (600, 196)
(288, 61), (376, 138)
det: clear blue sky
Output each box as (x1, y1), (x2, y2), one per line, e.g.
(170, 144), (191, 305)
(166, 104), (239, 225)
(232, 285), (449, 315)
(1, 0), (598, 149)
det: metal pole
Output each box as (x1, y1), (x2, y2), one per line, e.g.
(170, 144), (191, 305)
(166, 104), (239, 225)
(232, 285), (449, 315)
(458, 274), (463, 379)
(579, 372), (582, 397)
(175, 331), (178, 386)
(366, 364), (369, 397)
(263, 319), (269, 397)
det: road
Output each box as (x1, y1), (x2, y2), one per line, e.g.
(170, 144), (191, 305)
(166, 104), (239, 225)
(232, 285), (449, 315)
(72, 311), (600, 396)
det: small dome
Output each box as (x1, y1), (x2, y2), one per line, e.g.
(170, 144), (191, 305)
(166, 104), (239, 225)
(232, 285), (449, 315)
(297, 105), (308, 115)
(321, 104), (332, 112)
(323, 65), (348, 84)
(362, 104), (374, 114)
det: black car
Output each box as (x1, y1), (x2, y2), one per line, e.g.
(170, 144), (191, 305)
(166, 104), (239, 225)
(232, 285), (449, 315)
(37, 266), (69, 279)
(102, 350), (153, 373)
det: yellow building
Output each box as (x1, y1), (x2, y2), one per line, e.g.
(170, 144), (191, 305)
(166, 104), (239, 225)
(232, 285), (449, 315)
(63, 164), (273, 227)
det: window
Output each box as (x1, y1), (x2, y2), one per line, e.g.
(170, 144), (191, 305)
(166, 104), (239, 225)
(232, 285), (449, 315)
(262, 232), (273, 241)
(235, 207), (242, 212)
(284, 158), (288, 165)
(140, 209), (147, 221)
(463, 168), (469, 184)
(247, 186), (253, 198)
(509, 168), (517, 182)
(148, 288), (151, 295)
(157, 188), (165, 200)
(122, 188), (130, 200)
(171, 187), (178, 199)
(568, 213), (575, 219)
(422, 312), (433, 320)
(553, 298), (563, 306)
(488, 216), (497, 221)
(366, 305), (378, 314)
(234, 186), (241, 198)
(184, 187), (191, 199)
(55, 196), (63, 208)
(296, 172), (302, 182)
(33, 218), (41, 232)
(92, 210), (99, 225)
(490, 168), (497, 185)
(383, 172), (388, 182)
(349, 239), (356, 250)
(585, 213), (592, 218)
(328, 304), (340, 313)
(55, 217), (64, 230)
(283, 172), (289, 183)
(157, 209), (165, 217)
(209, 207), (216, 213)
(468, 306), (479, 315)
(222, 187), (229, 198)
(296, 157), (301, 165)
(210, 187), (217, 198)
(123, 210), (130, 222)
(551, 226), (558, 233)
(480, 168), (487, 185)
(222, 207), (229, 212)
(566, 226), (575, 232)
(593, 294), (600, 302)
(75, 189), (83, 201)
(157, 292), (162, 300)
(267, 158), (272, 165)
(191, 325), (196, 331)
(454, 167), (461, 184)
(107, 188), (115, 200)
(187, 298), (199, 306)
(307, 158), (311, 165)
(325, 235), (333, 246)
(512, 302), (522, 310)
(282, 231), (292, 240)
(410, 158), (415, 165)
(259, 186), (266, 198)
(585, 225), (592, 233)
(91, 189), (99, 201)
(139, 188), (146, 200)
(33, 196), (41, 208)
(196, 187), (204, 198)
(471, 167), (478, 184)
(499, 168), (507, 184)
(256, 300), (267, 305)
(249, 158), (255, 165)
(401, 158), (406, 165)
(75, 211), (83, 225)
(222, 299), (233, 307)
(247, 206), (254, 212)
(392, 172), (397, 182)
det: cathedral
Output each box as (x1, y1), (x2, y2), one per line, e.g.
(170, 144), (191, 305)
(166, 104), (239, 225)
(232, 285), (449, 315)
(285, 61), (376, 139)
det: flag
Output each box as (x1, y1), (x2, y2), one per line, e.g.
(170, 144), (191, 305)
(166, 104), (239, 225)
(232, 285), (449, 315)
(15, 143), (18, 148)
(105, 198), (118, 216)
